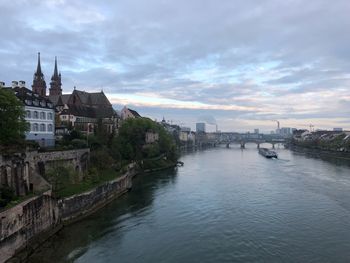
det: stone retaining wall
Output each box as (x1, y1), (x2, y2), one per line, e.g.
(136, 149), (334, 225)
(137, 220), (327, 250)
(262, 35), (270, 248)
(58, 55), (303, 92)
(0, 163), (136, 263)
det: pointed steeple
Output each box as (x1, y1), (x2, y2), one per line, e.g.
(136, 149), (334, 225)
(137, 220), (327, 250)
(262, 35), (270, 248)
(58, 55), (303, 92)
(53, 56), (58, 78)
(36, 52), (42, 75)
(49, 56), (62, 96)
(32, 52), (47, 97)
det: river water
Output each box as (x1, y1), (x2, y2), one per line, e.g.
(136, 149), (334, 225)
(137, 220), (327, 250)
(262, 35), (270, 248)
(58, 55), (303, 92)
(29, 145), (350, 262)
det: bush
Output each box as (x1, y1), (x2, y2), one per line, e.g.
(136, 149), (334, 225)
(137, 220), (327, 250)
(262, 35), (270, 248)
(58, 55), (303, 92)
(0, 186), (15, 208)
(90, 149), (115, 170)
(71, 139), (88, 149)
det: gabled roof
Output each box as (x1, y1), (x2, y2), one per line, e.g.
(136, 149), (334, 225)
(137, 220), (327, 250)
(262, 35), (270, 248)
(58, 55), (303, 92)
(49, 94), (70, 106)
(128, 108), (141, 118)
(12, 87), (54, 109)
(61, 104), (115, 119)
(70, 90), (111, 106)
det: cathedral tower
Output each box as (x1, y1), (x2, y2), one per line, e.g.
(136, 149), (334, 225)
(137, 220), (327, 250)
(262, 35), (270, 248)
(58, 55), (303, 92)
(49, 56), (62, 96)
(32, 52), (47, 97)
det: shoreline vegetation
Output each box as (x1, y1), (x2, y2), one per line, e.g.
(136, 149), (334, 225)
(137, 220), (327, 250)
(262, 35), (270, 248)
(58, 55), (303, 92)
(49, 117), (179, 199)
(0, 117), (179, 209)
(0, 116), (182, 262)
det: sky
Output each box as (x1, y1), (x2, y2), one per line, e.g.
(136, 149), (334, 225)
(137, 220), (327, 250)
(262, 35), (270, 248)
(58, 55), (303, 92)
(1, 0), (350, 132)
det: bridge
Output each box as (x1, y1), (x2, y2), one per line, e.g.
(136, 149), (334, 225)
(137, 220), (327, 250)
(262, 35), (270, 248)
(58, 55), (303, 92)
(218, 138), (286, 149)
(194, 132), (288, 149)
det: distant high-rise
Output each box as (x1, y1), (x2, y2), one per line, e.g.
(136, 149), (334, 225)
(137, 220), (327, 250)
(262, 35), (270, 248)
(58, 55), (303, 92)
(49, 56), (62, 96)
(32, 52), (47, 97)
(196, 122), (206, 133)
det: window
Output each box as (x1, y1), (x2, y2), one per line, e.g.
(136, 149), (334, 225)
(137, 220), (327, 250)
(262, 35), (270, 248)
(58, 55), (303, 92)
(25, 99), (32, 105)
(48, 124), (53, 132)
(40, 124), (46, 132)
(26, 110), (31, 118)
(34, 111), (38, 119)
(33, 123), (38, 132)
(33, 100), (39, 106)
(47, 103), (53, 108)
(48, 113), (53, 120)
(40, 112), (46, 119)
(40, 101), (46, 107)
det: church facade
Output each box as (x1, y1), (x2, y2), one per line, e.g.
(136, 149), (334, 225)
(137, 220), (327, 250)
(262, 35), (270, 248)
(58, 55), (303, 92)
(29, 53), (120, 135)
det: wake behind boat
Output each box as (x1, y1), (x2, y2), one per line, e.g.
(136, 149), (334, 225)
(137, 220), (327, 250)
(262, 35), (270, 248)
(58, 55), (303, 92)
(259, 148), (278, 158)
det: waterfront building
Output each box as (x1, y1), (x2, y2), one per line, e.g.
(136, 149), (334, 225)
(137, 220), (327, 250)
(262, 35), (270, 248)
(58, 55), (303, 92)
(5, 81), (55, 146)
(145, 131), (159, 144)
(51, 88), (120, 135)
(333, 128), (343, 132)
(196, 122), (206, 133)
(180, 127), (191, 132)
(179, 131), (189, 142)
(26, 53), (122, 135)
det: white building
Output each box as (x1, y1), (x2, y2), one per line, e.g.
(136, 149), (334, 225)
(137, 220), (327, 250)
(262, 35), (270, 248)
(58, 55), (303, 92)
(11, 81), (55, 147)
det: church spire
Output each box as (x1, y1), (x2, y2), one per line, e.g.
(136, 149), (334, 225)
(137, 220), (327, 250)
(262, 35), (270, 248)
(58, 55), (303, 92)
(49, 56), (62, 96)
(32, 52), (47, 97)
(36, 52), (42, 75)
(53, 56), (58, 78)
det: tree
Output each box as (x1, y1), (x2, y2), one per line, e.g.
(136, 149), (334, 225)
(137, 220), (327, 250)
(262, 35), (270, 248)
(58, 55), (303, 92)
(114, 118), (177, 161)
(0, 89), (28, 145)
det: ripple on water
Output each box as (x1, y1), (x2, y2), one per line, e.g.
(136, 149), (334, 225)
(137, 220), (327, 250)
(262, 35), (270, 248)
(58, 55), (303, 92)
(28, 148), (350, 263)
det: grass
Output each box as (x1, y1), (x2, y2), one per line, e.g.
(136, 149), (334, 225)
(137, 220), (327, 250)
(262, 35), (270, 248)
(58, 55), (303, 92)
(54, 168), (122, 198)
(2, 193), (37, 211)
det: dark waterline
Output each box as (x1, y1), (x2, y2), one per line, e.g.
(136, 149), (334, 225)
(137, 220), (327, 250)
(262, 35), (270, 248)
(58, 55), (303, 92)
(28, 146), (350, 262)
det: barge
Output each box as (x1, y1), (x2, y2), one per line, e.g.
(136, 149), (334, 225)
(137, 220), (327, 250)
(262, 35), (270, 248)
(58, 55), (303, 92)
(259, 148), (278, 158)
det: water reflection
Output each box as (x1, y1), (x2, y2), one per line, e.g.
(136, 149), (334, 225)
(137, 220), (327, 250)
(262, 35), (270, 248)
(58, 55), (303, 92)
(28, 148), (350, 263)
(28, 169), (178, 263)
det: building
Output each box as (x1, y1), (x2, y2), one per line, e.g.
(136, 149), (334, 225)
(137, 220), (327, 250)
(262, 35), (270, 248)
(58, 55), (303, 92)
(49, 56), (62, 96)
(32, 52), (47, 97)
(9, 81), (55, 146)
(121, 106), (141, 120)
(179, 131), (189, 142)
(333, 128), (343, 132)
(196, 122), (206, 133)
(51, 89), (120, 135)
(145, 131), (159, 144)
(254, 129), (259, 134)
(26, 53), (122, 135)
(280, 127), (292, 137)
(180, 127), (191, 132)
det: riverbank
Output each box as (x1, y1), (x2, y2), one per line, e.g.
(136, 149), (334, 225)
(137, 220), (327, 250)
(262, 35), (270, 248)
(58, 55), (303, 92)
(23, 148), (350, 263)
(0, 157), (180, 263)
(287, 143), (350, 160)
(0, 164), (137, 263)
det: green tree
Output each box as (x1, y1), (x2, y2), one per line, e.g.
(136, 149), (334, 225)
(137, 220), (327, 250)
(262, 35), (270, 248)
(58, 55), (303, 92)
(114, 118), (177, 161)
(0, 89), (28, 145)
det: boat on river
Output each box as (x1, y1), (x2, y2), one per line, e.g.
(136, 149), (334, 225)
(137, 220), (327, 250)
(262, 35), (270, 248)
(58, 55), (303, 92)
(259, 148), (278, 158)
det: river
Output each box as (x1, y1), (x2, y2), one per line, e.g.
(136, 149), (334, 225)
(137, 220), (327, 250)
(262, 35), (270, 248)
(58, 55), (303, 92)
(28, 145), (350, 262)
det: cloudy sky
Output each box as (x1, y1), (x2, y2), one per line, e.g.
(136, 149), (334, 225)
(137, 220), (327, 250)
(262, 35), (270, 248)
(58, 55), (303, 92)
(1, 0), (350, 132)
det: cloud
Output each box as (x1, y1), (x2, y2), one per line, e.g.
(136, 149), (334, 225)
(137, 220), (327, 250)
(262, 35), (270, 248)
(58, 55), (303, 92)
(1, 0), (350, 131)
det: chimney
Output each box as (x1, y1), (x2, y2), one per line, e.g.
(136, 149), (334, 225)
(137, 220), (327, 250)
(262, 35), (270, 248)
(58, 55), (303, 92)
(0, 81), (5, 88)
(19, 80), (26, 87)
(12, 81), (18, 88)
